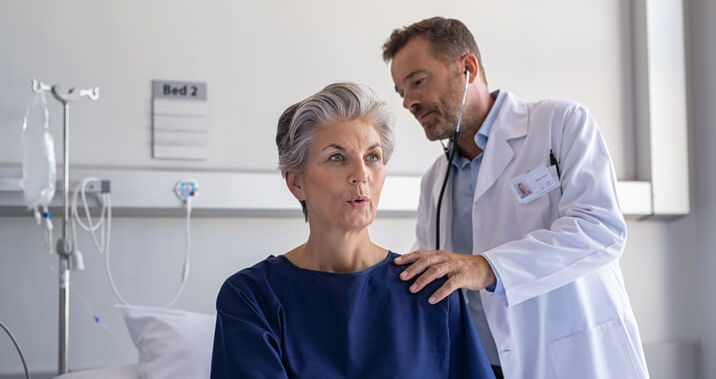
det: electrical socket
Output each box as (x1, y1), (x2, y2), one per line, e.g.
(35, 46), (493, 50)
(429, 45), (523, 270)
(174, 179), (199, 202)
(83, 181), (101, 193)
(70, 179), (110, 194)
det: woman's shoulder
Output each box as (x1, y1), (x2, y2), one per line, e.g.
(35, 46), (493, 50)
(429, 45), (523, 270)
(383, 251), (453, 308)
(225, 255), (283, 282)
(217, 256), (288, 305)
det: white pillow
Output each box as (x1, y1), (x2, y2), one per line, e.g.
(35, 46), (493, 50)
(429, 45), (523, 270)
(117, 305), (216, 379)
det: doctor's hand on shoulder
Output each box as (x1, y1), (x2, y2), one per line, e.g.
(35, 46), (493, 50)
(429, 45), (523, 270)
(394, 251), (496, 304)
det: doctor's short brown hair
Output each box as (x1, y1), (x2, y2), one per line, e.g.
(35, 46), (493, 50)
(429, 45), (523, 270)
(382, 17), (487, 85)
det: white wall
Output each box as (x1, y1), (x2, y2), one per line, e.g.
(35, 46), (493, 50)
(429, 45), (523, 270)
(0, 0), (701, 376)
(0, 0), (635, 178)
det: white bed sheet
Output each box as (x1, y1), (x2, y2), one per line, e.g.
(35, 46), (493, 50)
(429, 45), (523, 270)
(52, 364), (137, 379)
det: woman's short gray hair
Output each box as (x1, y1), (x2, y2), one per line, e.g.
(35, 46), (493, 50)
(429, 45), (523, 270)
(275, 82), (395, 220)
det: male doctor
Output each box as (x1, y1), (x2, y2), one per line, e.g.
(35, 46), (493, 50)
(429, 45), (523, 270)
(383, 17), (649, 379)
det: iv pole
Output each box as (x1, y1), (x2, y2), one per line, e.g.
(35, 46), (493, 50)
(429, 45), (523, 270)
(31, 79), (99, 375)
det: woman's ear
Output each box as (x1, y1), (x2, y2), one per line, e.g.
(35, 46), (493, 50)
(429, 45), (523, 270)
(285, 171), (306, 201)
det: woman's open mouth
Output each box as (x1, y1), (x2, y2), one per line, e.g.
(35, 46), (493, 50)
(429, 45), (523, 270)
(348, 196), (369, 208)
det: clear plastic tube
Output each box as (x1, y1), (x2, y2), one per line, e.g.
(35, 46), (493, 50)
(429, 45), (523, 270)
(70, 178), (192, 308)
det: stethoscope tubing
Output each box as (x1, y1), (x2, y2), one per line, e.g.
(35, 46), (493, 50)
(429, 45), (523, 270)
(435, 71), (470, 250)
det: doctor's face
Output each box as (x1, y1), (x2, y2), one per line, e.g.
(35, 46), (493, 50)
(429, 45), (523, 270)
(291, 119), (386, 232)
(390, 36), (465, 141)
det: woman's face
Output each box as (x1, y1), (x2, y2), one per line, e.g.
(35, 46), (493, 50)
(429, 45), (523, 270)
(288, 119), (386, 232)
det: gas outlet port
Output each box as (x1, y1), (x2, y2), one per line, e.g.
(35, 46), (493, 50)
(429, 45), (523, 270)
(174, 179), (199, 202)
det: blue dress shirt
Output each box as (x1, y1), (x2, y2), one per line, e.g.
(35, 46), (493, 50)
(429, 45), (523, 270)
(451, 89), (506, 365)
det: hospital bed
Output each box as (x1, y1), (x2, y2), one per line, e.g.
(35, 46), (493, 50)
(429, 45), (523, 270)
(53, 305), (216, 379)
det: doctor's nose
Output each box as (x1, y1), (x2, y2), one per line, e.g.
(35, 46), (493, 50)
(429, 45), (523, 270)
(402, 92), (420, 112)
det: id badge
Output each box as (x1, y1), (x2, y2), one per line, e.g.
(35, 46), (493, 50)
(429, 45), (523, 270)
(510, 165), (560, 205)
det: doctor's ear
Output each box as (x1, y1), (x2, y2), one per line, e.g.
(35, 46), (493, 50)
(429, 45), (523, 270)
(460, 54), (479, 84)
(285, 171), (306, 201)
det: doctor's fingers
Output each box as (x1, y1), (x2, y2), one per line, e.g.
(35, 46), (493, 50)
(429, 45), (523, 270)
(427, 277), (462, 304)
(407, 262), (452, 294)
(397, 251), (445, 281)
(393, 250), (435, 266)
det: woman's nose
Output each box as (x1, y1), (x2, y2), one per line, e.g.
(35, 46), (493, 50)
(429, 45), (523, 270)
(350, 161), (368, 184)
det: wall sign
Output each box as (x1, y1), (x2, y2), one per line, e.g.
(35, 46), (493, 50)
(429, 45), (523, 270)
(151, 80), (208, 160)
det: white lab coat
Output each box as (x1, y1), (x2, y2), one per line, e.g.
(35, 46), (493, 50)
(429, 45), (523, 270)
(413, 92), (649, 379)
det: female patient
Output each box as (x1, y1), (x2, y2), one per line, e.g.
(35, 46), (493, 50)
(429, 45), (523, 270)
(211, 82), (494, 379)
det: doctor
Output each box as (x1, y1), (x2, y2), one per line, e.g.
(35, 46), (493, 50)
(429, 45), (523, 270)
(382, 17), (649, 379)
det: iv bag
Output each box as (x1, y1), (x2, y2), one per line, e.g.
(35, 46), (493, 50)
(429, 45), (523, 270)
(22, 90), (56, 220)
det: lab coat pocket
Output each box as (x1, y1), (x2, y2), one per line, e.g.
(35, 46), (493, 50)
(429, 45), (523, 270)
(514, 192), (553, 233)
(548, 319), (646, 379)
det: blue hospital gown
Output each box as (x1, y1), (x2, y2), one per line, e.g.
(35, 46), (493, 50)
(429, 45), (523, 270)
(211, 251), (495, 379)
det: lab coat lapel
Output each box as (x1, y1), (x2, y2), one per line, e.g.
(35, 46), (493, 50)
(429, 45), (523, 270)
(474, 93), (528, 202)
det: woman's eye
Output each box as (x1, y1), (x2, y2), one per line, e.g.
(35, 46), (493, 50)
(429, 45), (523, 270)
(413, 78), (424, 87)
(329, 154), (344, 162)
(367, 154), (381, 162)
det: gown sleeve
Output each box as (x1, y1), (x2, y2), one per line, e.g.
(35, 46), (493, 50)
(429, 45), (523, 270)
(448, 289), (496, 379)
(210, 277), (289, 379)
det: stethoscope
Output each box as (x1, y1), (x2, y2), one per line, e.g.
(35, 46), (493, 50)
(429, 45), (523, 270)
(435, 70), (470, 250)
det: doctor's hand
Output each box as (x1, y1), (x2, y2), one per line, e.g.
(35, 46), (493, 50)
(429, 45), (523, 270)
(394, 250), (496, 304)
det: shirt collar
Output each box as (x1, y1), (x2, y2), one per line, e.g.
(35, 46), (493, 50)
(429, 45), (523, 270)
(452, 89), (506, 168)
(475, 89), (506, 151)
